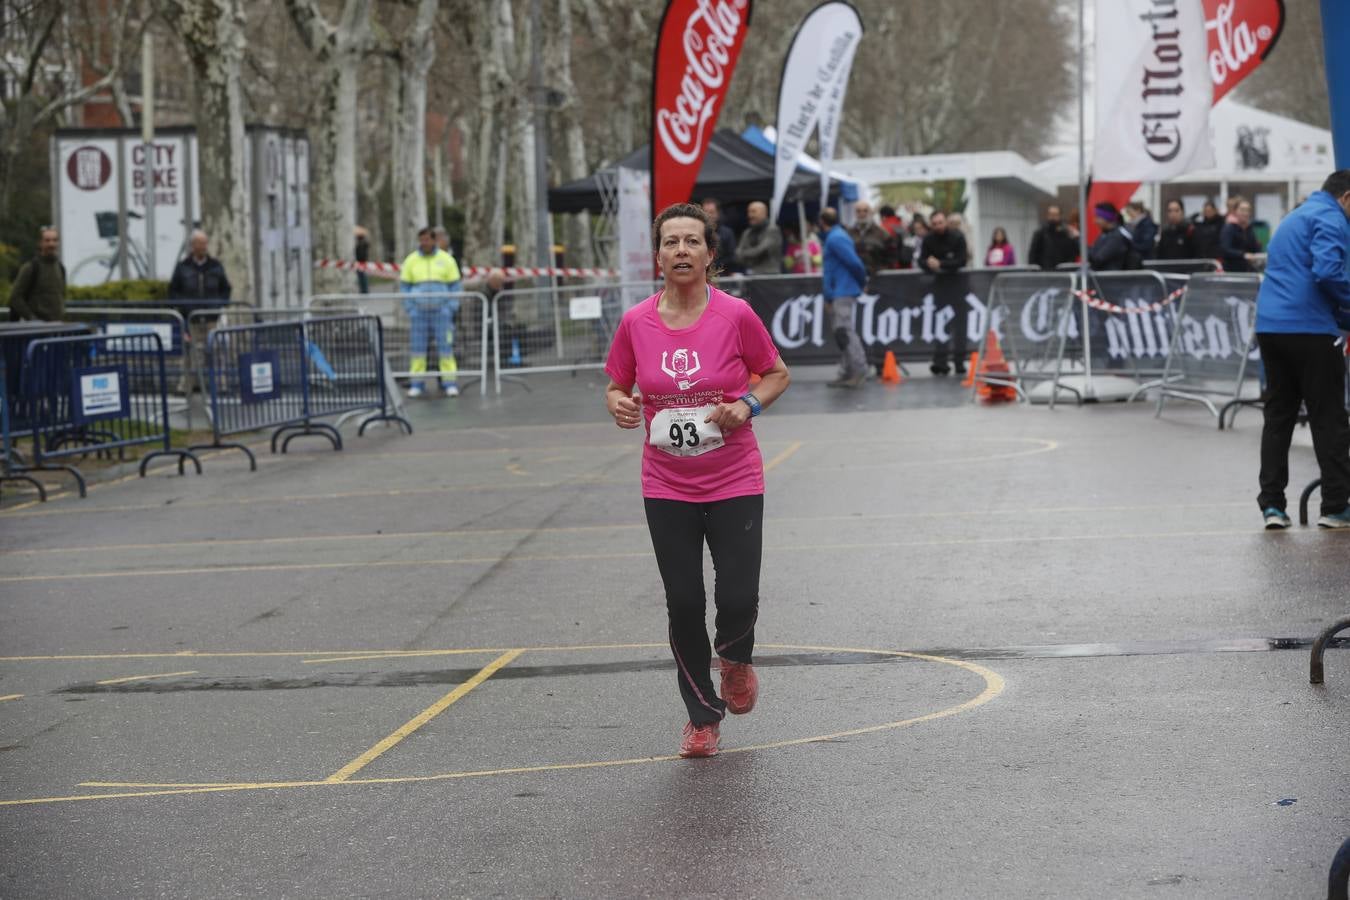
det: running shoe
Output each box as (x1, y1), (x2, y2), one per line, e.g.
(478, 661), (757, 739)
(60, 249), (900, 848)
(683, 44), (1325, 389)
(1262, 507), (1291, 530)
(442, 383), (460, 397)
(679, 721), (719, 758)
(720, 660), (759, 715)
(1317, 508), (1350, 529)
(406, 384), (425, 398)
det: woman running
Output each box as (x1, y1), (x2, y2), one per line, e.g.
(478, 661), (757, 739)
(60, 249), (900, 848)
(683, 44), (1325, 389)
(604, 202), (791, 758)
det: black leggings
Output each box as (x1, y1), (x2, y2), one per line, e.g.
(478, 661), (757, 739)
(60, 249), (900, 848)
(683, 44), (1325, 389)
(644, 494), (763, 725)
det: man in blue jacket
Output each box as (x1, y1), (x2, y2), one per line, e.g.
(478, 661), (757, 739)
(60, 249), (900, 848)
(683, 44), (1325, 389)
(820, 207), (869, 388)
(1255, 170), (1350, 529)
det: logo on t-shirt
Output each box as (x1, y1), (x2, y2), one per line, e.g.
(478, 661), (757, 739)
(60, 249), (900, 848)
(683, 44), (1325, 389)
(660, 348), (704, 390)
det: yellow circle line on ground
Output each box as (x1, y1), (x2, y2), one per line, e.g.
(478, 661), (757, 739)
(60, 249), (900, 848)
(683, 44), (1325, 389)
(0, 643), (1004, 807)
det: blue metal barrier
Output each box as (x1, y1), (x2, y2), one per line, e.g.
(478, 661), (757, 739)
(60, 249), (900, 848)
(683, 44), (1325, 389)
(193, 315), (410, 467)
(0, 367), (46, 501)
(22, 331), (202, 496)
(1, 322), (92, 501)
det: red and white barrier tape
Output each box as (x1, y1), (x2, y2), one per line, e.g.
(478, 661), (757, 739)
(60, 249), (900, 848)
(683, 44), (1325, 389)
(1073, 285), (1185, 315)
(315, 259), (620, 279)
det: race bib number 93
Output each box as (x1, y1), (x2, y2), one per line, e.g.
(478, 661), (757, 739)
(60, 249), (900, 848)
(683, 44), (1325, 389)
(649, 405), (725, 457)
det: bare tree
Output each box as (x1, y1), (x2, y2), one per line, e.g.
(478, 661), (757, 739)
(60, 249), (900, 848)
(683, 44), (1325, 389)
(0, 0), (139, 219)
(1235, 0), (1329, 128)
(158, 0), (254, 304)
(283, 0), (372, 291)
(375, 0), (439, 261)
(460, 0), (514, 265)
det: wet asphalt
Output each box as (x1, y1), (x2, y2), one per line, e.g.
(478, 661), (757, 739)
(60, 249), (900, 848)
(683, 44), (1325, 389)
(1, 367), (1348, 899)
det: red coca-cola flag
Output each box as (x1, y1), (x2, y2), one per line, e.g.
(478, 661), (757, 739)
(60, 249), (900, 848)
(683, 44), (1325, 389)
(650, 0), (753, 216)
(1088, 0), (1284, 243)
(1206, 0), (1284, 104)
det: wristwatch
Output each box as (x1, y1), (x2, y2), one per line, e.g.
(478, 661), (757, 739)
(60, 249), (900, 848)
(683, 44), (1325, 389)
(740, 392), (762, 417)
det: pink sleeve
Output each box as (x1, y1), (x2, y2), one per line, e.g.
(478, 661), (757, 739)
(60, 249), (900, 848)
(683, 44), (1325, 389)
(738, 301), (779, 374)
(604, 314), (637, 387)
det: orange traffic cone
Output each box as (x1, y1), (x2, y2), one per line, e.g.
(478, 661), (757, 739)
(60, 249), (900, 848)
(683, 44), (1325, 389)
(880, 350), (903, 385)
(960, 351), (980, 387)
(976, 331), (1017, 404)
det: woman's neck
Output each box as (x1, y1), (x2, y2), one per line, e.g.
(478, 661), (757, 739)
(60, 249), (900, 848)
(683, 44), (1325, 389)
(663, 281), (707, 310)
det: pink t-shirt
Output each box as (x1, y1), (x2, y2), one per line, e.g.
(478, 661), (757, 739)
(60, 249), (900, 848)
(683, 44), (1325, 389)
(605, 286), (780, 502)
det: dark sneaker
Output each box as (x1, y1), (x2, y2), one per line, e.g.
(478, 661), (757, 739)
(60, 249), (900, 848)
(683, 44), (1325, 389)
(930, 364), (950, 376)
(679, 721), (720, 758)
(720, 660), (759, 715)
(1316, 508), (1350, 529)
(1262, 507), (1291, 529)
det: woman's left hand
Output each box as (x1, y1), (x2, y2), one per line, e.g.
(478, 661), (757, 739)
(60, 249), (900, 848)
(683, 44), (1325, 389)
(705, 400), (751, 431)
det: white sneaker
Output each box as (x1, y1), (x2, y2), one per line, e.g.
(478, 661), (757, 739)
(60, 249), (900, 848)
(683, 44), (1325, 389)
(442, 383), (459, 397)
(406, 384), (424, 398)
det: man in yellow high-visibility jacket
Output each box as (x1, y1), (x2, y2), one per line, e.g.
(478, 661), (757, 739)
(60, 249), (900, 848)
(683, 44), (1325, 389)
(400, 226), (462, 397)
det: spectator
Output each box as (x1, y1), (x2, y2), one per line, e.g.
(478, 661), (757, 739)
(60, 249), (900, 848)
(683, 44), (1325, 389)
(1192, 200), (1225, 260)
(733, 201), (783, 275)
(1155, 199), (1196, 260)
(169, 230), (232, 394)
(701, 198), (737, 274)
(782, 225), (821, 274)
(920, 210), (971, 376)
(1253, 169), (1350, 529)
(354, 226), (371, 294)
(1088, 202), (1138, 271)
(849, 199), (897, 276)
(878, 205), (913, 268)
(820, 207), (869, 389)
(400, 226), (463, 398)
(906, 214), (928, 262)
(1028, 204), (1078, 271)
(8, 227), (66, 322)
(985, 227), (1016, 267)
(1220, 198), (1261, 272)
(1124, 201), (1159, 260)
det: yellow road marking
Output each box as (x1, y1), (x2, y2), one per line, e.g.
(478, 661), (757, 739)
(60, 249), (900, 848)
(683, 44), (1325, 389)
(3, 526), (1327, 584)
(95, 670), (198, 686)
(505, 463), (529, 477)
(0, 500), (1255, 557)
(0, 646), (1002, 808)
(0, 644), (666, 664)
(763, 440), (803, 473)
(0, 694), (22, 702)
(326, 649), (524, 783)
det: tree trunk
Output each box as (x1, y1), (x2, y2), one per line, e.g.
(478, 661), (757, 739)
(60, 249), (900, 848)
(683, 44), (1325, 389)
(160, 0), (253, 304)
(388, 0), (438, 261)
(461, 0), (513, 267)
(282, 0), (371, 294)
(547, 0), (592, 268)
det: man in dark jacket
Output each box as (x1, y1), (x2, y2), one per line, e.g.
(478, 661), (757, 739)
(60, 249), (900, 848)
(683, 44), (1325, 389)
(701, 198), (737, 275)
(1191, 200), (1224, 260)
(850, 199), (898, 275)
(733, 201), (782, 275)
(169, 230), (232, 393)
(1124, 202), (1159, 261)
(8, 228), (66, 321)
(920, 210), (970, 375)
(1253, 170), (1350, 529)
(1155, 199), (1196, 260)
(1028, 205), (1078, 271)
(1219, 199), (1261, 272)
(1088, 203), (1137, 271)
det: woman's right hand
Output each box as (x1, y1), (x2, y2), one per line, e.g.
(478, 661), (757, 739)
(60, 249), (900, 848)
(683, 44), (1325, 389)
(609, 389), (642, 429)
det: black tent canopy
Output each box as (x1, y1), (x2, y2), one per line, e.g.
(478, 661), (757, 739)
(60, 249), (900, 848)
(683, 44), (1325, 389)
(547, 129), (842, 214)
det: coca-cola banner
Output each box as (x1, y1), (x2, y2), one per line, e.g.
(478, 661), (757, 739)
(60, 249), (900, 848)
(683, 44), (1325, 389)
(650, 0), (753, 215)
(1093, 0), (1215, 182)
(770, 1), (864, 220)
(1206, 0), (1284, 104)
(732, 271), (1240, 367)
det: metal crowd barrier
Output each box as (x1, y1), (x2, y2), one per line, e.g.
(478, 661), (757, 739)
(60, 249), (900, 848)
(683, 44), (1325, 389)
(22, 331), (202, 497)
(1142, 258), (1222, 275)
(1132, 274), (1263, 425)
(492, 280), (660, 392)
(193, 314), (411, 468)
(0, 367), (46, 501)
(1, 321), (93, 500)
(971, 271), (1082, 406)
(307, 291), (490, 397)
